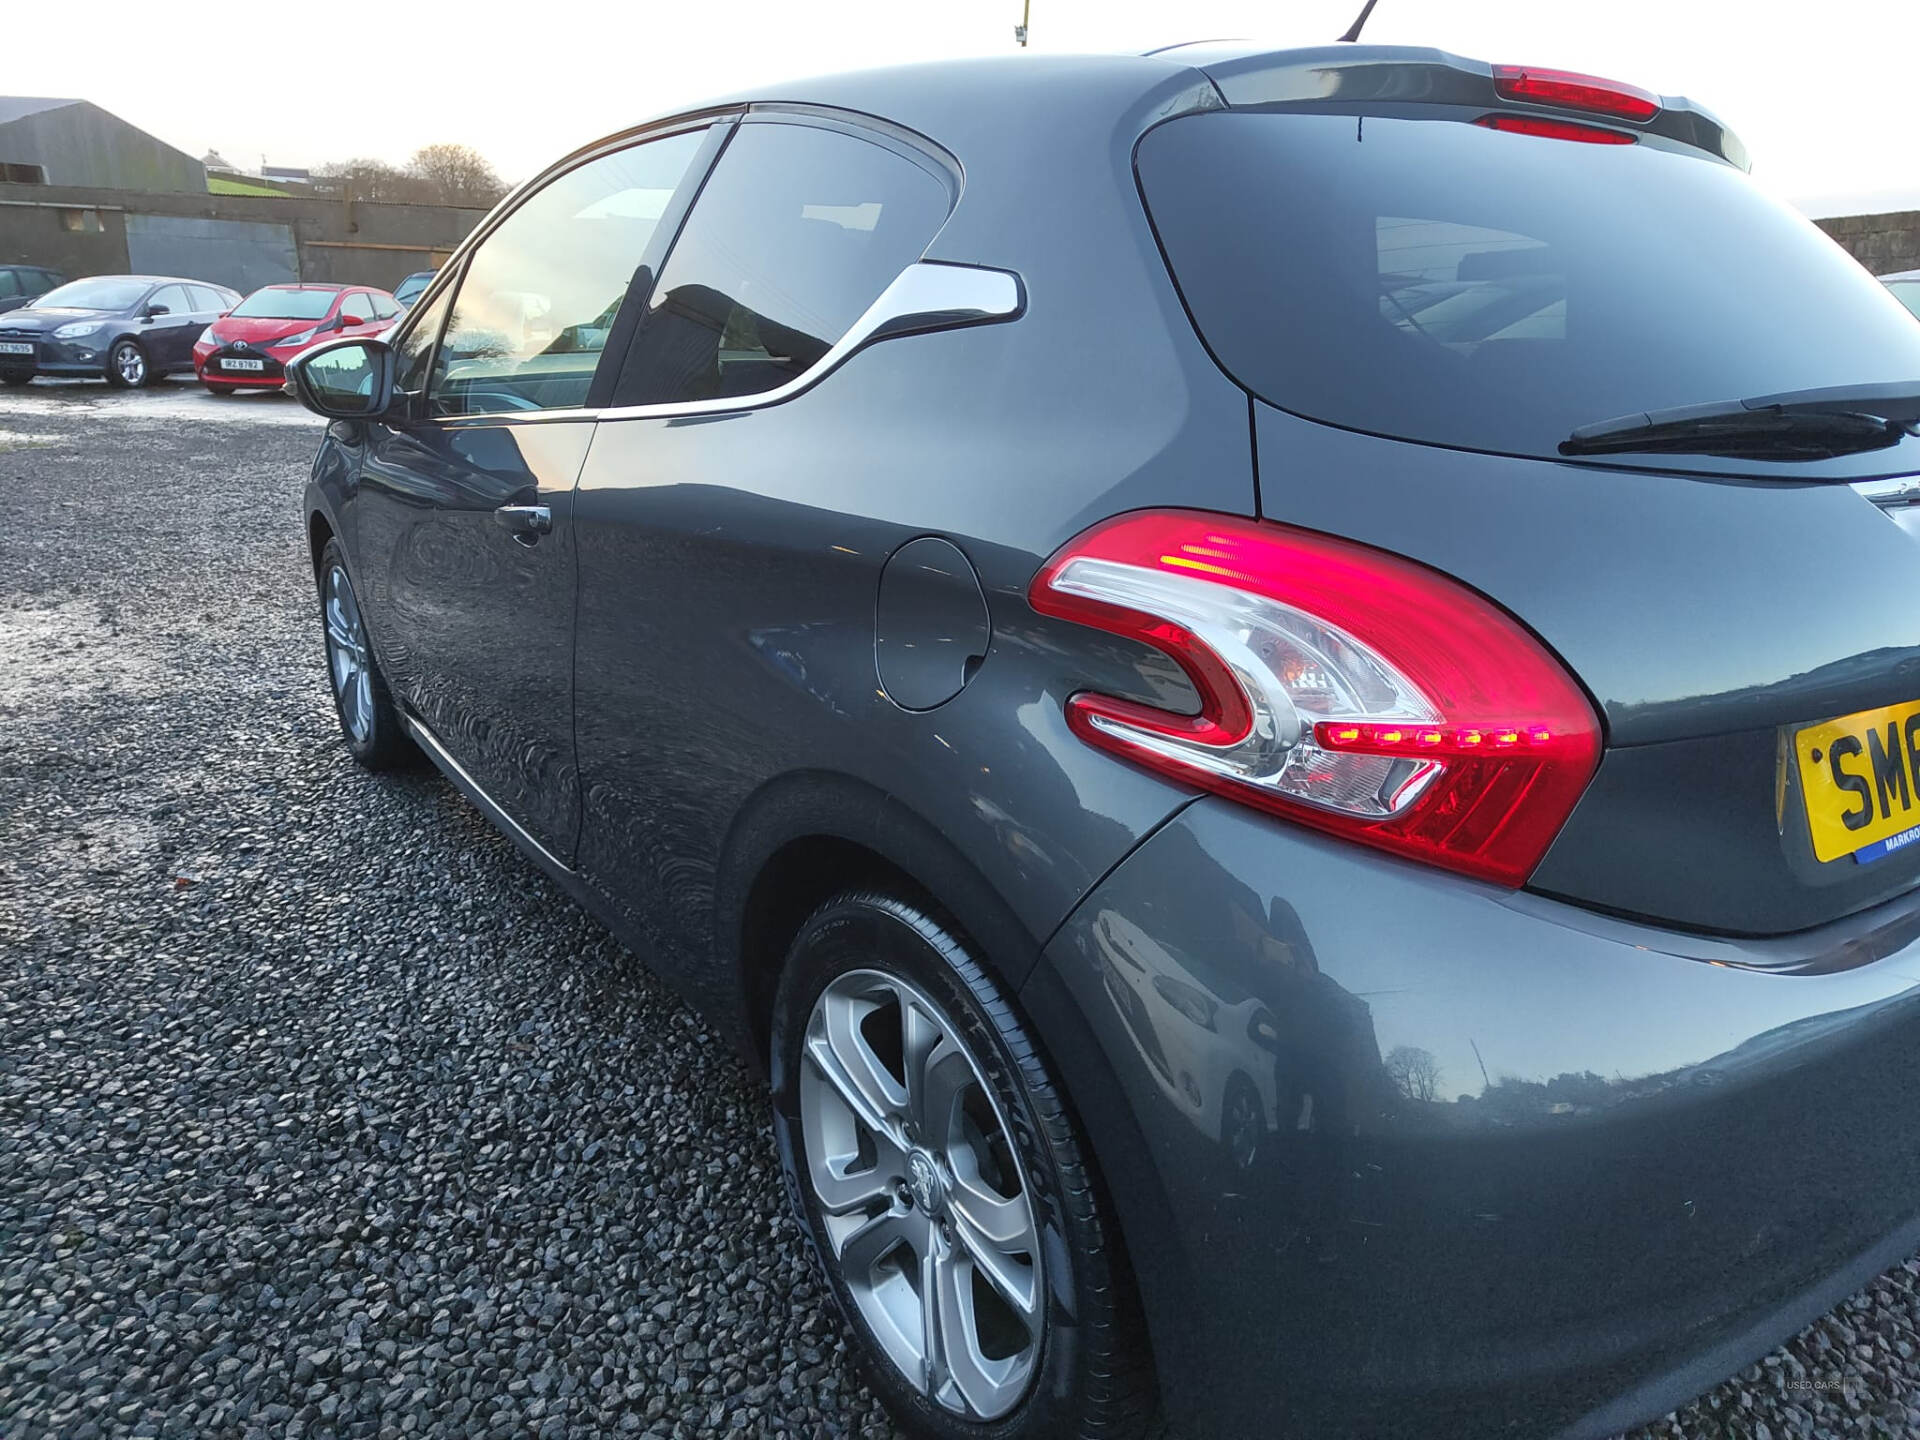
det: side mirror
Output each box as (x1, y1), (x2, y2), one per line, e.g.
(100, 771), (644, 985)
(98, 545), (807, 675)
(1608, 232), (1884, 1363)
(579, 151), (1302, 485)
(287, 336), (394, 420)
(339, 314), (366, 328)
(143, 303), (170, 318)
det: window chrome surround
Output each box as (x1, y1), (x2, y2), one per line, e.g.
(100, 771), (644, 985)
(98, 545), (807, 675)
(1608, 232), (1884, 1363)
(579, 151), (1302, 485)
(408, 259), (1024, 429)
(318, 100), (1004, 431)
(386, 106), (746, 341)
(595, 258), (1023, 423)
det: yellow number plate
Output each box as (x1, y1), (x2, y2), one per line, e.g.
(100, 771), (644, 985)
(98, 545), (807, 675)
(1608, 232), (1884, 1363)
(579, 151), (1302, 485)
(1795, 699), (1920, 864)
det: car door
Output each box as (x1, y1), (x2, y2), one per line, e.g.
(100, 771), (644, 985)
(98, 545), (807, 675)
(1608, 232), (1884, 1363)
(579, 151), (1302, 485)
(349, 121), (718, 862)
(141, 285), (200, 369)
(337, 290), (377, 338)
(568, 116), (962, 981)
(367, 290), (402, 336)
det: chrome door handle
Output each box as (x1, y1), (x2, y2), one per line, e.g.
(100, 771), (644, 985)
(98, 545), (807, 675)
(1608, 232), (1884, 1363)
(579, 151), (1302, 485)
(494, 504), (552, 542)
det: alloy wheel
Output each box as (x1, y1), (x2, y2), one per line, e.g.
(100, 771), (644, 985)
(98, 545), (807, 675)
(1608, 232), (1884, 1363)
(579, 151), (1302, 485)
(114, 343), (146, 386)
(324, 564), (373, 743)
(800, 969), (1044, 1420)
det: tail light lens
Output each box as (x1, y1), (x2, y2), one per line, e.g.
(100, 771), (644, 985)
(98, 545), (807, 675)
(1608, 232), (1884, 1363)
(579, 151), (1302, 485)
(1029, 511), (1602, 887)
(1492, 64), (1660, 123)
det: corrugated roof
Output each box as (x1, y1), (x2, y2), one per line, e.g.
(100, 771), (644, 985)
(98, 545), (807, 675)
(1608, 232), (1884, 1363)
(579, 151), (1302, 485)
(0, 97), (84, 126)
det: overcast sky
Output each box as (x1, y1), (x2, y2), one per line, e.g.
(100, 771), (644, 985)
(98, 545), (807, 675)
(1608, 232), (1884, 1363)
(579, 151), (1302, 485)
(18, 1), (1918, 216)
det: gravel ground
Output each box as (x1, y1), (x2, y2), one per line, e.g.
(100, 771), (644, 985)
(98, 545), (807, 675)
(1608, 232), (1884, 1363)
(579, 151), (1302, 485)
(1, 384), (902, 1439)
(2, 382), (1920, 1440)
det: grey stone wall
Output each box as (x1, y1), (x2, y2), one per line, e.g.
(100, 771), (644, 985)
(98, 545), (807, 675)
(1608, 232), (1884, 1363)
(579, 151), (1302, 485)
(1816, 211), (1920, 277)
(0, 182), (486, 292)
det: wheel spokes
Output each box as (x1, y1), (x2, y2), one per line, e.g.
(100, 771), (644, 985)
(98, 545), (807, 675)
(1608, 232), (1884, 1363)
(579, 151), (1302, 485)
(913, 1040), (972, 1152)
(837, 1205), (920, 1278)
(806, 1016), (902, 1140)
(918, 1237), (947, 1397)
(932, 1242), (1023, 1418)
(800, 969), (1042, 1421)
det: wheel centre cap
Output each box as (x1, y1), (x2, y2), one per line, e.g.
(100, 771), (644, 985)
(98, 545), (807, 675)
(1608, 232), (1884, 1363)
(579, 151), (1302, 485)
(906, 1149), (944, 1214)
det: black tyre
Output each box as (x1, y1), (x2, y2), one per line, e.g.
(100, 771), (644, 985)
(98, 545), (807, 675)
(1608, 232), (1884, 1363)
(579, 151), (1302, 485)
(104, 338), (151, 389)
(771, 891), (1152, 1440)
(204, 382), (238, 397)
(314, 538), (413, 769)
(0, 369), (31, 387)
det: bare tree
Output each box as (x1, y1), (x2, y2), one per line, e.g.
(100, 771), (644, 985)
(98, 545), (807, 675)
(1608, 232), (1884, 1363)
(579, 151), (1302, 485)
(1385, 1045), (1442, 1104)
(406, 144), (507, 208)
(314, 157), (431, 205)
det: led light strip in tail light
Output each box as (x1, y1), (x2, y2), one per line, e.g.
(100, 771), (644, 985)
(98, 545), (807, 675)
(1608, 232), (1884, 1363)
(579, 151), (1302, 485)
(1029, 511), (1603, 887)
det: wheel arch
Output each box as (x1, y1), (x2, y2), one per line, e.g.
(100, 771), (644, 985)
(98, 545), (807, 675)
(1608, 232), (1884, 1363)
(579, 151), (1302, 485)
(716, 769), (1049, 1082)
(726, 769), (1178, 1426)
(308, 508), (336, 577)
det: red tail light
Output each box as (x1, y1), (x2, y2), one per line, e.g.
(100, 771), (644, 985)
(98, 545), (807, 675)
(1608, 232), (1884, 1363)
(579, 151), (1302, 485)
(1029, 512), (1602, 887)
(1476, 114), (1636, 146)
(1493, 64), (1660, 123)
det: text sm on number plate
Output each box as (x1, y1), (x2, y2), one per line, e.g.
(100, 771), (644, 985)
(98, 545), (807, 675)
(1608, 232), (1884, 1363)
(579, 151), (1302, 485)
(1796, 699), (1920, 864)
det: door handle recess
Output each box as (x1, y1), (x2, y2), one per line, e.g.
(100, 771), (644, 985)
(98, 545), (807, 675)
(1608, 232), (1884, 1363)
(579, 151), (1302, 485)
(494, 504), (552, 542)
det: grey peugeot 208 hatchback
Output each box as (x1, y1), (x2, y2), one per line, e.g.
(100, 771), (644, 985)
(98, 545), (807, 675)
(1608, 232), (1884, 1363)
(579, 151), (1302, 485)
(286, 42), (1920, 1440)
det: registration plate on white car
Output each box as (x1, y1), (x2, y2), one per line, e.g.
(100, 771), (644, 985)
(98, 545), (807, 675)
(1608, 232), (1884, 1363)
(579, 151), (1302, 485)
(222, 358), (266, 372)
(0, 342), (33, 355)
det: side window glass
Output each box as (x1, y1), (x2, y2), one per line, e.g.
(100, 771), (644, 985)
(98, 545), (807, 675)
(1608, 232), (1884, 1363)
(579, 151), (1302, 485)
(392, 282), (456, 401)
(616, 121), (951, 407)
(373, 292), (400, 319)
(340, 293), (369, 321)
(429, 127), (706, 417)
(149, 285), (190, 316)
(190, 285), (225, 312)
(0, 271), (18, 299)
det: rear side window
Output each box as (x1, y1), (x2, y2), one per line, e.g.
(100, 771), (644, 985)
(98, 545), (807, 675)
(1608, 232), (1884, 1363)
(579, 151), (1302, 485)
(371, 292), (400, 319)
(189, 285), (226, 312)
(1137, 112), (1920, 462)
(613, 120), (952, 407)
(429, 127), (707, 417)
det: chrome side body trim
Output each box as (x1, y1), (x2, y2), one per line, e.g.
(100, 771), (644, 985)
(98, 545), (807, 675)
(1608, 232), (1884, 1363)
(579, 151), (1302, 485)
(400, 711), (575, 877)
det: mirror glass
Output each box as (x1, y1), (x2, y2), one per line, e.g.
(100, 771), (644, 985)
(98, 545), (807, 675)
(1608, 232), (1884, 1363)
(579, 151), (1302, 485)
(301, 343), (381, 415)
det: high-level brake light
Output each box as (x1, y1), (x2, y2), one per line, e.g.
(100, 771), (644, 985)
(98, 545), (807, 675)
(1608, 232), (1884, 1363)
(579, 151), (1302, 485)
(1476, 114), (1636, 146)
(1493, 64), (1661, 123)
(1029, 512), (1603, 888)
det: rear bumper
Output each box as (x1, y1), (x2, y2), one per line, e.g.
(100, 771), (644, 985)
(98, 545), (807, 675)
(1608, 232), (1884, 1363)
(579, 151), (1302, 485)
(1028, 798), (1920, 1440)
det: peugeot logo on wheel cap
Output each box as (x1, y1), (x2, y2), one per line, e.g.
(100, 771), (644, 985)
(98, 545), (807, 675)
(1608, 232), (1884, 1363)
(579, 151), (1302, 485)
(906, 1151), (941, 1213)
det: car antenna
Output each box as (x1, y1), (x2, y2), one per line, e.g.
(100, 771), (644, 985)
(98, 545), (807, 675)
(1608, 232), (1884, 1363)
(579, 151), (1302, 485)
(1338, 0), (1381, 42)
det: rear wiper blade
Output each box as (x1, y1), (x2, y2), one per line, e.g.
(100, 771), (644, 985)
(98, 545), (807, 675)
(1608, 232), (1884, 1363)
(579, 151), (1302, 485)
(1561, 382), (1920, 458)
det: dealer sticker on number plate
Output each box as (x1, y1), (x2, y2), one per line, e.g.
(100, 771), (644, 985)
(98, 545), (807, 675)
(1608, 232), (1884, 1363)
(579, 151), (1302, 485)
(1795, 699), (1920, 863)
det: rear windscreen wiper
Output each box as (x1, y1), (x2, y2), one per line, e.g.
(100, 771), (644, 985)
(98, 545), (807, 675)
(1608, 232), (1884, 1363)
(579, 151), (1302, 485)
(1561, 383), (1920, 459)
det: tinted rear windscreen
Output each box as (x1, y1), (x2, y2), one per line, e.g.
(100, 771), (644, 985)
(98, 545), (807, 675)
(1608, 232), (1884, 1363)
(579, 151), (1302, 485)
(1137, 112), (1920, 461)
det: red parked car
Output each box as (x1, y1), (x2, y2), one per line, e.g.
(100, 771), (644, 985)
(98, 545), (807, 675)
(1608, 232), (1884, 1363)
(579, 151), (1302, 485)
(193, 283), (400, 394)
